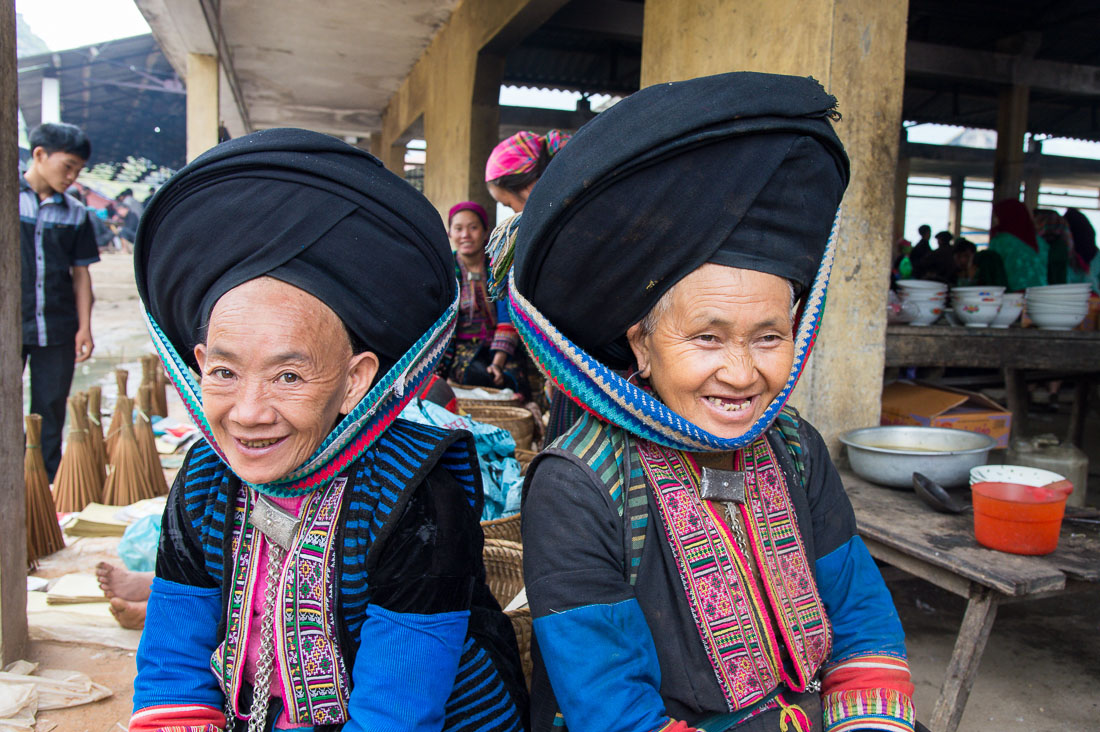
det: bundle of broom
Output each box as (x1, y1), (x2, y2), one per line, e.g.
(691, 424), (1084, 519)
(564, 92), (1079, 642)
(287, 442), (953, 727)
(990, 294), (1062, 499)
(140, 354), (169, 418)
(86, 386), (108, 483)
(104, 368), (128, 457)
(25, 414), (65, 565)
(102, 396), (157, 505)
(53, 394), (102, 513)
(136, 384), (168, 496)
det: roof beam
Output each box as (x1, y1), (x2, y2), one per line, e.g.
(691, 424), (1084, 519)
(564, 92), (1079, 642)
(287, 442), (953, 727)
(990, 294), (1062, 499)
(906, 40), (1100, 97)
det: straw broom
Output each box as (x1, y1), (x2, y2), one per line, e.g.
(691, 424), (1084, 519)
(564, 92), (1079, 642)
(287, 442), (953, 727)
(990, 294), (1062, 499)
(153, 359), (169, 417)
(53, 395), (102, 513)
(25, 415), (65, 564)
(102, 396), (157, 505)
(86, 385), (108, 483)
(71, 392), (105, 496)
(136, 384), (169, 496)
(105, 368), (129, 457)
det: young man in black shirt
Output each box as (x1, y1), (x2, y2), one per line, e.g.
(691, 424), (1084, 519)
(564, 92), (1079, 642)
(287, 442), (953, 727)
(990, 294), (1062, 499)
(20, 123), (98, 479)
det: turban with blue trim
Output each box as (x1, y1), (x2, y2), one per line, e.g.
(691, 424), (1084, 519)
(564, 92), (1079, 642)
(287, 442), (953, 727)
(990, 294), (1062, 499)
(134, 128), (455, 376)
(511, 72), (850, 369)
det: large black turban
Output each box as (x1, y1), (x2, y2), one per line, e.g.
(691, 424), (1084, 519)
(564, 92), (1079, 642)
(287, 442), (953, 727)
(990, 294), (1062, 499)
(134, 128), (455, 374)
(512, 72), (850, 369)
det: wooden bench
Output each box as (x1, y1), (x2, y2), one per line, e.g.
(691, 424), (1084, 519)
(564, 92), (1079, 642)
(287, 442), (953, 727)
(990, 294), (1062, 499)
(842, 470), (1100, 732)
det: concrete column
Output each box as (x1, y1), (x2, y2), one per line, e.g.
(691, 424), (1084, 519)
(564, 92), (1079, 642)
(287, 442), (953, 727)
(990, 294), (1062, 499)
(468, 52), (506, 228)
(992, 85), (1029, 203)
(40, 75), (60, 124)
(894, 154), (910, 242)
(369, 132), (406, 176)
(641, 0), (910, 450)
(1023, 138), (1042, 212)
(948, 175), (965, 239)
(186, 53), (220, 163)
(1, 0), (29, 664)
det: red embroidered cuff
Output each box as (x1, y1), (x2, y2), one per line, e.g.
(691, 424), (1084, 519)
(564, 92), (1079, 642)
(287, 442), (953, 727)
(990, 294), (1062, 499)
(822, 688), (915, 732)
(490, 324), (519, 356)
(129, 704), (225, 732)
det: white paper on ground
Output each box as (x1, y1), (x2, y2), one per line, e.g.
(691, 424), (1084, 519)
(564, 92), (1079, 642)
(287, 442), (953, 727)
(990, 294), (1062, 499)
(0, 661), (112, 730)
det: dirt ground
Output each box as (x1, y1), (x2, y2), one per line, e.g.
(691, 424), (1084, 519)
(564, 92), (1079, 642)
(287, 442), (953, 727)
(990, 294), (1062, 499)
(21, 251), (1100, 731)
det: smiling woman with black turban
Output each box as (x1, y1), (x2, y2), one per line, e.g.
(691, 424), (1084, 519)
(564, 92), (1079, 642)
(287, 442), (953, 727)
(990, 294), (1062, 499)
(129, 129), (526, 732)
(489, 72), (916, 732)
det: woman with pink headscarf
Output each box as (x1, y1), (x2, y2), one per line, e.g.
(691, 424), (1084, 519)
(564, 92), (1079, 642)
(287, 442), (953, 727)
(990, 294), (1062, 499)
(485, 130), (570, 213)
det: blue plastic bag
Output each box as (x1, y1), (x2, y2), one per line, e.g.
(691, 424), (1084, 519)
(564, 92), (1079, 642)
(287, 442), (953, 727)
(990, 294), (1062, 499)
(117, 514), (162, 572)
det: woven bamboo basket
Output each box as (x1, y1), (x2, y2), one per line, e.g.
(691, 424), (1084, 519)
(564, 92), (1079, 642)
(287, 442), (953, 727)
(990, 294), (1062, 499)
(481, 512), (521, 544)
(505, 607), (533, 689)
(482, 538), (524, 608)
(459, 403), (535, 451)
(514, 448), (537, 475)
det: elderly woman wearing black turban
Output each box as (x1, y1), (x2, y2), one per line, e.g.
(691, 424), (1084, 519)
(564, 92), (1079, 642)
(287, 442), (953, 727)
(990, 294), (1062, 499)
(129, 130), (526, 732)
(492, 73), (915, 731)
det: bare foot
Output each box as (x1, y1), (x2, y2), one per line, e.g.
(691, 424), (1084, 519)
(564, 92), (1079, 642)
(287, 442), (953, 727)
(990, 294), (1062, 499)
(109, 597), (147, 630)
(96, 562), (154, 601)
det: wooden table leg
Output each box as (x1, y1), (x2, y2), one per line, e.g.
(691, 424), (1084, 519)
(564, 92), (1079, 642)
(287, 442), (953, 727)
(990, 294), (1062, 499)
(1003, 368), (1028, 440)
(930, 585), (1000, 732)
(1067, 378), (1091, 448)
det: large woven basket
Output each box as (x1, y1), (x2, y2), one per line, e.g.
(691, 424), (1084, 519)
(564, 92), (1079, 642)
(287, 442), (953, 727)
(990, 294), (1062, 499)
(506, 607), (533, 689)
(482, 512), (521, 544)
(459, 403), (535, 450)
(514, 448), (537, 475)
(483, 538), (524, 608)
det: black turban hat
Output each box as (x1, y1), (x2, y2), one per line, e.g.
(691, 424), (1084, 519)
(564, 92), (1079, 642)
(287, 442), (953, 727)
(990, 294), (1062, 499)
(134, 128), (455, 375)
(512, 72), (850, 369)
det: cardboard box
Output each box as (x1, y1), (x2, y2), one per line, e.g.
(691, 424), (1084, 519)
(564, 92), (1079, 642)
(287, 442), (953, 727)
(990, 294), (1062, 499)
(880, 381), (1012, 448)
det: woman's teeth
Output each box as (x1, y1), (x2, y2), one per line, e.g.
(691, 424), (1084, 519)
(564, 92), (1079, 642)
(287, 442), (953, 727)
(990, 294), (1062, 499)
(706, 396), (751, 413)
(241, 437), (280, 448)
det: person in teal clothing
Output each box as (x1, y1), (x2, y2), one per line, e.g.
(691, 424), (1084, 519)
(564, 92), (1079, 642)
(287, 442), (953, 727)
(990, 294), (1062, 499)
(988, 199), (1048, 292)
(1065, 208), (1100, 295)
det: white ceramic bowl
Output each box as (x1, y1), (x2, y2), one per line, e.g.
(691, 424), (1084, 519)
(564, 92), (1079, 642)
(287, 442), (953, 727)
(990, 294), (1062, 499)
(1029, 310), (1086, 330)
(898, 279), (949, 290)
(906, 297), (947, 326)
(970, 464), (1065, 487)
(954, 297), (1001, 326)
(990, 298), (1023, 327)
(1027, 301), (1089, 316)
(952, 286), (1006, 298)
(1028, 284), (1092, 294)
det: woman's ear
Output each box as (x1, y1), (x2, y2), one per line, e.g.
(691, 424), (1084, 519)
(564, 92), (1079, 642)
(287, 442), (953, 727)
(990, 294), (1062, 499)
(194, 343), (207, 372)
(625, 323), (651, 379)
(341, 351), (380, 413)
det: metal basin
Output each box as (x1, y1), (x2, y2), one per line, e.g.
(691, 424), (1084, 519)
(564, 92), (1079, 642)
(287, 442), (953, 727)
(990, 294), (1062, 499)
(839, 426), (996, 489)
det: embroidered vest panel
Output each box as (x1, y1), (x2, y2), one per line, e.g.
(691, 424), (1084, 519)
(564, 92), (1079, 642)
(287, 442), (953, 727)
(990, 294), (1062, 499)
(638, 437), (830, 713)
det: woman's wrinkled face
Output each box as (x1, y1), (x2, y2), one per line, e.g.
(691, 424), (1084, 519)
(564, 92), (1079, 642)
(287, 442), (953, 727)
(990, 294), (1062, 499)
(194, 277), (378, 484)
(627, 264), (795, 440)
(449, 209), (487, 258)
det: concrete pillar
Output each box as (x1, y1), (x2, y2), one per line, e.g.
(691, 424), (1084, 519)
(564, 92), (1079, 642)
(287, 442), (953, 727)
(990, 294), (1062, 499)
(186, 53), (220, 163)
(369, 132), (406, 177)
(992, 85), (1029, 203)
(894, 154), (910, 242)
(641, 0), (910, 450)
(40, 75), (60, 124)
(1023, 138), (1042, 212)
(1, 0), (29, 664)
(948, 175), (965, 239)
(468, 53), (506, 227)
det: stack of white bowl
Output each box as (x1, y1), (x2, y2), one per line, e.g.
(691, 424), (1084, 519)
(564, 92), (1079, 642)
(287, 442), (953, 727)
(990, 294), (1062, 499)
(950, 286), (1004, 327)
(1026, 283), (1092, 330)
(896, 280), (947, 326)
(990, 292), (1025, 328)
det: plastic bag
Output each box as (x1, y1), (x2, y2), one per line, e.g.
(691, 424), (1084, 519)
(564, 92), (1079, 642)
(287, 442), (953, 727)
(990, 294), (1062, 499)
(117, 514), (162, 572)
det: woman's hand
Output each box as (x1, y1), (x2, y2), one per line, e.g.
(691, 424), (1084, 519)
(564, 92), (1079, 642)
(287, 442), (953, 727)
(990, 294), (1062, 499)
(486, 362), (505, 386)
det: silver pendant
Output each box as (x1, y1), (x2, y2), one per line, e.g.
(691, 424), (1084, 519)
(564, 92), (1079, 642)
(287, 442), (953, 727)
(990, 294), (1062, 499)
(699, 467), (746, 504)
(249, 493), (301, 550)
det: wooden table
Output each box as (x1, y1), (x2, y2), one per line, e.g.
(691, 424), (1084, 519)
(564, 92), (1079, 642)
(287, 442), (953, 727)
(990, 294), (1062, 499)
(884, 325), (1100, 445)
(843, 470), (1100, 732)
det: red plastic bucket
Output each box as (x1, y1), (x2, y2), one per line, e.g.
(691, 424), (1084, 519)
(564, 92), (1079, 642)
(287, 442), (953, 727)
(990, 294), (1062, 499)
(971, 481), (1073, 555)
